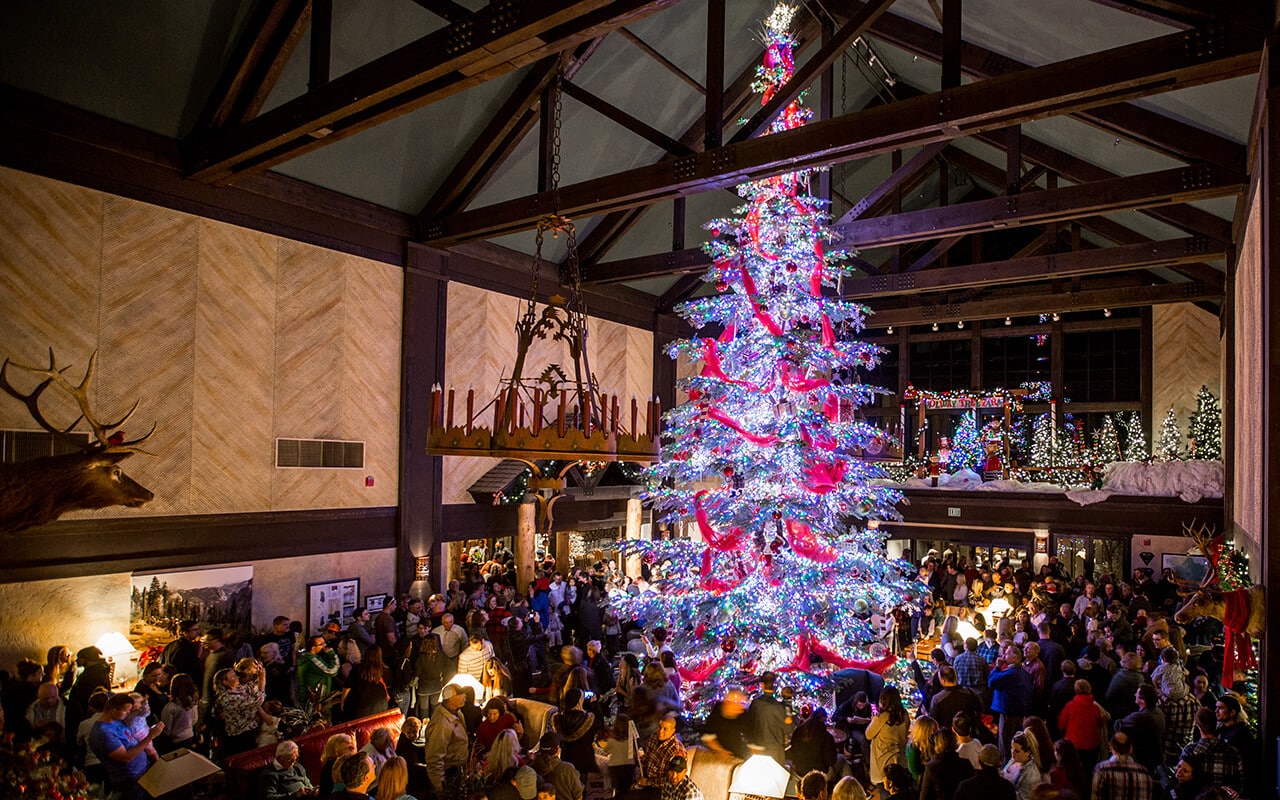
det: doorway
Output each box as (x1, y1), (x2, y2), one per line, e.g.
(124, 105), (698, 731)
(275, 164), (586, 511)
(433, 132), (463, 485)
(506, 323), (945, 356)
(1053, 535), (1125, 582)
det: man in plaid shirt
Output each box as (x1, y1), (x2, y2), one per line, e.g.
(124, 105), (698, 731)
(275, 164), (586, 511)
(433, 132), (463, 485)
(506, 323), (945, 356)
(1093, 732), (1154, 800)
(1160, 693), (1200, 765)
(976, 630), (1001, 665)
(953, 638), (990, 692)
(1179, 708), (1244, 795)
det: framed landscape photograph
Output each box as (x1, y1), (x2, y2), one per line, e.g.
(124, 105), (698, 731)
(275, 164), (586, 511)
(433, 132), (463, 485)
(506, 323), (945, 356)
(1162, 553), (1211, 585)
(365, 593), (388, 614)
(306, 578), (359, 636)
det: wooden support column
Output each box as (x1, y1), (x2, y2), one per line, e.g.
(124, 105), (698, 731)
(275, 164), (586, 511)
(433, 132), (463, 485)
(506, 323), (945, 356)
(556, 530), (572, 574)
(970, 320), (983, 388)
(1006, 125), (1022, 195)
(941, 0), (962, 90)
(653, 313), (681, 415)
(1256, 31), (1280, 780)
(705, 0), (724, 151)
(625, 496), (644, 578)
(516, 501), (538, 591)
(399, 247), (447, 594)
(309, 0), (332, 91)
(1140, 306), (1153, 444)
(672, 198), (686, 251)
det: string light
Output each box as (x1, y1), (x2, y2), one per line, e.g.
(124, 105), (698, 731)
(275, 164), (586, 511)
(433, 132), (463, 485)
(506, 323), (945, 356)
(1005, 317), (1012, 326)
(931, 322), (939, 331)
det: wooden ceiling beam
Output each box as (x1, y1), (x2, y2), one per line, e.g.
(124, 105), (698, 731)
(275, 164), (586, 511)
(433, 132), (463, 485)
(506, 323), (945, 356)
(407, 0), (474, 24)
(578, 13), (825, 264)
(657, 274), (706, 310)
(836, 140), (948, 225)
(852, 4), (1248, 170)
(844, 236), (1224, 298)
(192, 0), (313, 133)
(616, 27), (705, 95)
(421, 24), (1259, 245)
(187, 0), (681, 182)
(729, 0), (898, 144)
(866, 280), (1222, 326)
(834, 165), (1243, 249)
(1081, 0), (1268, 31)
(561, 80), (694, 156)
(971, 130), (1234, 241)
(417, 40), (601, 221)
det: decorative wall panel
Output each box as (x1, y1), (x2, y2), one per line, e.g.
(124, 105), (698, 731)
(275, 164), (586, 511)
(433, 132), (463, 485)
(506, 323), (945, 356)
(0, 168), (402, 517)
(1152, 302), (1221, 435)
(1233, 180), (1262, 568)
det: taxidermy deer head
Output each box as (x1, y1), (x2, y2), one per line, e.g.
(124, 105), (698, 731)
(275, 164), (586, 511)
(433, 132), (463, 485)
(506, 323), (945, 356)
(1172, 520), (1264, 638)
(0, 349), (155, 533)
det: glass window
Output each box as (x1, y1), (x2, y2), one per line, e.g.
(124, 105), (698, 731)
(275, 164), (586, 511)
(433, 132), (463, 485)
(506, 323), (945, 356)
(1063, 329), (1141, 402)
(983, 335), (1051, 389)
(909, 340), (972, 391)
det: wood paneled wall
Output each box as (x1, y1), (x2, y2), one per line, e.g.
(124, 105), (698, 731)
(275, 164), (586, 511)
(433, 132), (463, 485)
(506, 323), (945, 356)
(0, 168), (403, 518)
(1152, 302), (1222, 435)
(441, 282), (654, 504)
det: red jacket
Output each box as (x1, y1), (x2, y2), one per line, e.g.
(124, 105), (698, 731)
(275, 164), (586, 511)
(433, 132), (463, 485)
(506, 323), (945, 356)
(1057, 693), (1104, 751)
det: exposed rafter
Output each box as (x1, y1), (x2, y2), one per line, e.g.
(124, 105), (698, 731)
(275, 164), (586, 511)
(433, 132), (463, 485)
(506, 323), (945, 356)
(577, 14), (823, 265)
(417, 40), (601, 221)
(421, 23), (1260, 245)
(836, 141), (947, 225)
(192, 0), (313, 133)
(407, 0), (473, 24)
(867, 280), (1222, 326)
(834, 165), (1244, 249)
(561, 80), (694, 155)
(853, 3), (1248, 170)
(844, 237), (1224, 298)
(187, 0), (681, 182)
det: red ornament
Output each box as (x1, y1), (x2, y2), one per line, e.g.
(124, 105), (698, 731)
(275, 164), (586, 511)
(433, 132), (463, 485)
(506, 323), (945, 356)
(723, 466), (734, 477)
(786, 262), (798, 273)
(688, 389), (702, 401)
(715, 280), (728, 292)
(711, 227), (721, 237)
(772, 510), (783, 520)
(722, 637), (736, 652)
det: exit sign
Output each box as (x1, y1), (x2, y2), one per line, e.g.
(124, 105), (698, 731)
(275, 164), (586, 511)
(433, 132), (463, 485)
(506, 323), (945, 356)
(947, 507), (961, 517)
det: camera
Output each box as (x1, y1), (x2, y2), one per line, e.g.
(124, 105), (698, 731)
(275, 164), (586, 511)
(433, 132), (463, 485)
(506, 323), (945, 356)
(584, 691), (595, 699)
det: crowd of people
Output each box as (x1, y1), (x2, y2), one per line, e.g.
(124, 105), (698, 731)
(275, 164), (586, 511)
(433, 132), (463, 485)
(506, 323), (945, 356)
(0, 547), (1255, 800)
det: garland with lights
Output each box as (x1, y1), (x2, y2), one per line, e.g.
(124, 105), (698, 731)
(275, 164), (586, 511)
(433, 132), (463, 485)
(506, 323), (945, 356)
(615, 4), (928, 706)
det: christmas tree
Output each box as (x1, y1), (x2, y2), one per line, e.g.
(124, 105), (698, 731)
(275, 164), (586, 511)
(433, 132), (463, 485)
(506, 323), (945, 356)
(949, 410), (984, 473)
(1029, 413), (1057, 468)
(1187, 385), (1222, 460)
(615, 5), (928, 704)
(1090, 414), (1121, 465)
(1157, 407), (1182, 461)
(1121, 410), (1148, 462)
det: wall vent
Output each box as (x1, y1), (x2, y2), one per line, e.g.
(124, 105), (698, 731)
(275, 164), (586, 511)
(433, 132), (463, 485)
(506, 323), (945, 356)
(276, 438), (364, 469)
(1, 429), (91, 463)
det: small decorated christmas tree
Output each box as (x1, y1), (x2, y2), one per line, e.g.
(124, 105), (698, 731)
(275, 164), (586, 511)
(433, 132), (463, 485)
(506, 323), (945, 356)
(1156, 407), (1182, 461)
(1030, 413), (1057, 469)
(949, 410), (984, 473)
(1121, 410), (1148, 462)
(1090, 414), (1121, 465)
(1187, 385), (1222, 460)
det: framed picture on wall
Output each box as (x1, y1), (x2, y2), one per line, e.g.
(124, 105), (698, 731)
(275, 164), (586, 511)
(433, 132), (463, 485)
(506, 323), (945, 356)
(1162, 553), (1210, 584)
(306, 578), (360, 636)
(365, 594), (388, 614)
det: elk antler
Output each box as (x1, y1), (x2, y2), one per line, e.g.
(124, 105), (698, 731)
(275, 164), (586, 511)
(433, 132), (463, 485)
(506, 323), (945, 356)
(1182, 518), (1220, 589)
(0, 349), (155, 452)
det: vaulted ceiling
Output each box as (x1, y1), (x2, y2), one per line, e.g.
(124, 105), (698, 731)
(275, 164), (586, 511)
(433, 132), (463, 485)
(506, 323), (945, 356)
(0, 0), (1267, 328)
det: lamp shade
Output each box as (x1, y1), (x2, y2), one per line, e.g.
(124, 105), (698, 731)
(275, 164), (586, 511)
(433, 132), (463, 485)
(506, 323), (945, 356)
(728, 753), (790, 798)
(443, 672), (483, 699)
(95, 631), (136, 659)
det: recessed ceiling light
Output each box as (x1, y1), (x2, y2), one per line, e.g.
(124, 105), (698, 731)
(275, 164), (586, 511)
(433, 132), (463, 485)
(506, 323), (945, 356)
(931, 322), (939, 331)
(1004, 317), (1012, 326)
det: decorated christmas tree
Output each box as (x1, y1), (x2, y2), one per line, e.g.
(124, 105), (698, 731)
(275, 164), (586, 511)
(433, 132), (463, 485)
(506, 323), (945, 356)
(1090, 414), (1121, 465)
(1187, 385), (1222, 460)
(615, 5), (928, 705)
(1029, 413), (1057, 468)
(949, 410), (984, 473)
(1121, 410), (1148, 462)
(1157, 407), (1182, 461)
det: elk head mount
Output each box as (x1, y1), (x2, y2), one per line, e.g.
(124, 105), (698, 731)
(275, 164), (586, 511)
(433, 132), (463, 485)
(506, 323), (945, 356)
(1172, 520), (1263, 688)
(0, 349), (156, 533)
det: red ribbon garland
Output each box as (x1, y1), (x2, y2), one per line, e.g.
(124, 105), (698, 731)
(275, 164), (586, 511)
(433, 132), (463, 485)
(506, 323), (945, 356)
(785, 519), (839, 563)
(693, 492), (746, 552)
(677, 656), (727, 683)
(1221, 590), (1257, 689)
(779, 636), (898, 674)
(707, 408), (779, 446)
(780, 364), (830, 392)
(810, 233), (825, 298)
(799, 425), (838, 452)
(802, 459), (847, 494)
(739, 266), (784, 337)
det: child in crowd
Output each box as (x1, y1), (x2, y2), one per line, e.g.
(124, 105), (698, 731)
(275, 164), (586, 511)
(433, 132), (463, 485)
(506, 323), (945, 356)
(1152, 646), (1190, 701)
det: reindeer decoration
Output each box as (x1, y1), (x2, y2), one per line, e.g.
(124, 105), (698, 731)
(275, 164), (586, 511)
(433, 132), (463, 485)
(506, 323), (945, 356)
(1173, 520), (1264, 687)
(0, 349), (155, 533)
